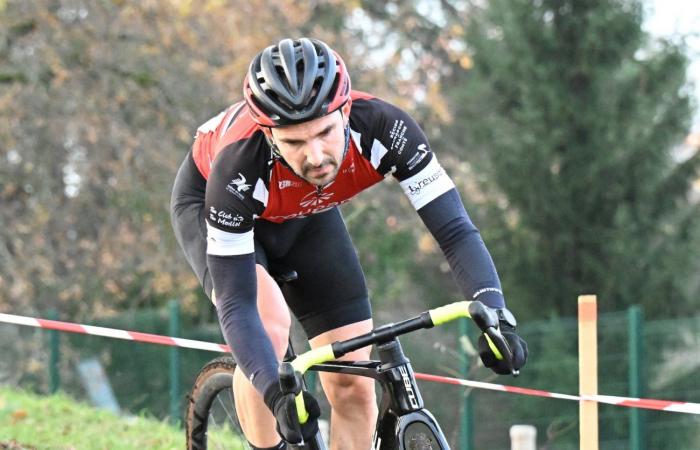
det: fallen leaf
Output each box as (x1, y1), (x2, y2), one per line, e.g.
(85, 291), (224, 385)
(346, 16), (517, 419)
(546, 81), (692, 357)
(10, 409), (27, 424)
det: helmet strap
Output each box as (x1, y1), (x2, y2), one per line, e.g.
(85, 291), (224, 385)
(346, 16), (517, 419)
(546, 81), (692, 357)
(264, 129), (283, 160)
(339, 109), (351, 162)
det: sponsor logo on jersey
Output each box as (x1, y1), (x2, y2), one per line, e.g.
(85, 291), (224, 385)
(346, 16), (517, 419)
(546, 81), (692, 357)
(226, 173), (251, 199)
(265, 200), (344, 222)
(299, 189), (335, 208)
(209, 206), (244, 228)
(265, 189), (343, 222)
(406, 166), (444, 196)
(342, 161), (356, 174)
(406, 143), (429, 171)
(278, 179), (303, 190)
(389, 119), (408, 154)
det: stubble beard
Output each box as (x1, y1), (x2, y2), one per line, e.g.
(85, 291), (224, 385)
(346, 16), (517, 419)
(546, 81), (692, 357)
(302, 157), (339, 186)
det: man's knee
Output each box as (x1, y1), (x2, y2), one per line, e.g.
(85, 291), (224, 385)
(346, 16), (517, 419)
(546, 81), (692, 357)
(323, 373), (376, 410)
(265, 318), (291, 358)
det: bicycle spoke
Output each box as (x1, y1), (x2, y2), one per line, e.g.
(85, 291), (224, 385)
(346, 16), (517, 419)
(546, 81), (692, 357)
(205, 388), (248, 450)
(215, 389), (236, 425)
(207, 417), (221, 450)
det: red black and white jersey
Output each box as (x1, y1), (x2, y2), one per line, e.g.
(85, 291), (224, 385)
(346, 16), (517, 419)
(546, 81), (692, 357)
(194, 91), (456, 257)
(185, 91), (507, 399)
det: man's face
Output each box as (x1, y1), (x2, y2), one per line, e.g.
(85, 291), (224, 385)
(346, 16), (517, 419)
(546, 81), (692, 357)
(270, 104), (350, 186)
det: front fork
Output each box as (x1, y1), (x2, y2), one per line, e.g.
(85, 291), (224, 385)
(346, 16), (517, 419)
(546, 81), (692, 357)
(372, 339), (450, 450)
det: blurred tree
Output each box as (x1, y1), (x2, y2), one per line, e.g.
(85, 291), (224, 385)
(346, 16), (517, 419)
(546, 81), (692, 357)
(444, 0), (700, 318)
(0, 0), (374, 319)
(0, 0), (475, 322)
(356, 0), (700, 318)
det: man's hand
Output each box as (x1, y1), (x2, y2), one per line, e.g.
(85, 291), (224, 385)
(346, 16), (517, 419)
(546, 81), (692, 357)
(272, 390), (321, 444)
(477, 308), (528, 375)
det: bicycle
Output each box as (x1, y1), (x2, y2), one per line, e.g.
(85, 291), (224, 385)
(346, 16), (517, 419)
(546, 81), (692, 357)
(185, 274), (517, 450)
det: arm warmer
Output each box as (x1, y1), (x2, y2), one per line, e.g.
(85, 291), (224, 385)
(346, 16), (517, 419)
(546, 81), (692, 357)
(417, 188), (506, 308)
(206, 253), (280, 408)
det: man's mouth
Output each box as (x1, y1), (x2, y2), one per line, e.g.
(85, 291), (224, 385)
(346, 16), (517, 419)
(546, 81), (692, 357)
(306, 164), (332, 178)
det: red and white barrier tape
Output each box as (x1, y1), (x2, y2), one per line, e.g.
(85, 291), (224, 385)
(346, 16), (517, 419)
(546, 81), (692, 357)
(2, 312), (698, 415)
(0, 312), (230, 353)
(414, 373), (700, 415)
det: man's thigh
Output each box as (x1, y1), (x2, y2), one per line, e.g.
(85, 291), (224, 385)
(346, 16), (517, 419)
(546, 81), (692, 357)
(309, 320), (376, 411)
(308, 319), (373, 359)
(273, 208), (372, 340)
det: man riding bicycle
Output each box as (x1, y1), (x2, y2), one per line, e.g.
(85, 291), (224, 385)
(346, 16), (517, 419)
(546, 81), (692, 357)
(171, 38), (527, 450)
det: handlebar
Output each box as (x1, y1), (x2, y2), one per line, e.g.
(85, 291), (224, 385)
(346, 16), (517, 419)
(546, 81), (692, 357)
(279, 300), (517, 424)
(431, 301), (517, 375)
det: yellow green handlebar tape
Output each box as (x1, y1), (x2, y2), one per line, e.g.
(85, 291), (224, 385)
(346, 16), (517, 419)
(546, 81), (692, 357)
(290, 344), (336, 374)
(290, 344), (336, 424)
(484, 334), (504, 360)
(295, 393), (309, 424)
(428, 301), (472, 326)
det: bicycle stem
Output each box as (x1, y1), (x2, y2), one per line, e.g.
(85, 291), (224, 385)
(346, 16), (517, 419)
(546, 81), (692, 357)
(280, 299), (516, 424)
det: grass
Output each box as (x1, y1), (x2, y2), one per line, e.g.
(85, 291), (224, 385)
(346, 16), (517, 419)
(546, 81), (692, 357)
(0, 386), (185, 449)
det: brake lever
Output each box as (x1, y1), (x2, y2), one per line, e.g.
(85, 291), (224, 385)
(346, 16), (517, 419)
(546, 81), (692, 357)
(279, 361), (309, 423)
(484, 326), (519, 376)
(468, 302), (518, 377)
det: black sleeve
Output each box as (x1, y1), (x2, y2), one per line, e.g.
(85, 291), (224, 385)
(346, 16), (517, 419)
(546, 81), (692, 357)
(204, 138), (268, 237)
(350, 97), (435, 180)
(350, 97), (456, 210)
(207, 253), (280, 406)
(417, 188), (506, 309)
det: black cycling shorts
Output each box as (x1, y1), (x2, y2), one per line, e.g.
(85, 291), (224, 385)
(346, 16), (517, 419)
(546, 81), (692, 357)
(170, 151), (372, 339)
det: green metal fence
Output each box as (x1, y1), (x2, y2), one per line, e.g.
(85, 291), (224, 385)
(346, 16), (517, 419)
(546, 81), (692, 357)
(2, 303), (698, 449)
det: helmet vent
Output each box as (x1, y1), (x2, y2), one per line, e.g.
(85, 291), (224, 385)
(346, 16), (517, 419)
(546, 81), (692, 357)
(244, 38), (351, 126)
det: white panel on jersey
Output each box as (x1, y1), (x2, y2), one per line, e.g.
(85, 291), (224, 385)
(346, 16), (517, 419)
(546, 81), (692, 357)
(370, 138), (389, 169)
(253, 178), (269, 206)
(399, 157), (456, 210)
(220, 102), (245, 138)
(196, 110), (227, 135)
(206, 224), (254, 256)
(350, 127), (362, 150)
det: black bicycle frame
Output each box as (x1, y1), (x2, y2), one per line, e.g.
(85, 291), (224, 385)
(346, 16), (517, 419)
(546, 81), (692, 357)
(274, 270), (455, 449)
(305, 336), (450, 450)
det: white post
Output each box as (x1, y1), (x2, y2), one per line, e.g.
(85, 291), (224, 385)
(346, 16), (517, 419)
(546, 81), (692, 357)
(510, 424), (537, 450)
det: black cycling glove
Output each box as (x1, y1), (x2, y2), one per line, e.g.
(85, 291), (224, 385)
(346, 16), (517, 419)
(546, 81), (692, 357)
(268, 389), (321, 444)
(477, 308), (528, 375)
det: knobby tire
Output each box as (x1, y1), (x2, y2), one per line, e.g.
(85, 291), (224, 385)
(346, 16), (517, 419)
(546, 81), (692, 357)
(185, 356), (250, 450)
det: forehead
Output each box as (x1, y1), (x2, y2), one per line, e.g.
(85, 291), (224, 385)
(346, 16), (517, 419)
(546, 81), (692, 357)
(272, 111), (341, 139)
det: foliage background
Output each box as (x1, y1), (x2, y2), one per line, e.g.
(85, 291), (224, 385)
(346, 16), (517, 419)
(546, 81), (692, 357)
(1, 0), (699, 448)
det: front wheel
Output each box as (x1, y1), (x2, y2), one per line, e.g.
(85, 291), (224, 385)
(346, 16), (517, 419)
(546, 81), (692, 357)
(185, 356), (250, 450)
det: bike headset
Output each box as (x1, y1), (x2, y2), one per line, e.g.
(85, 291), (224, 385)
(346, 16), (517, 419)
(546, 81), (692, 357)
(243, 37), (352, 164)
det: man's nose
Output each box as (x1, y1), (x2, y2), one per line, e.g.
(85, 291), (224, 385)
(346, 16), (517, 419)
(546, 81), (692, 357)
(305, 140), (325, 166)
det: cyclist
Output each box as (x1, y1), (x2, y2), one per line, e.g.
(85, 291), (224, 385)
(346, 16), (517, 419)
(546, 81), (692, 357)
(171, 38), (527, 450)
